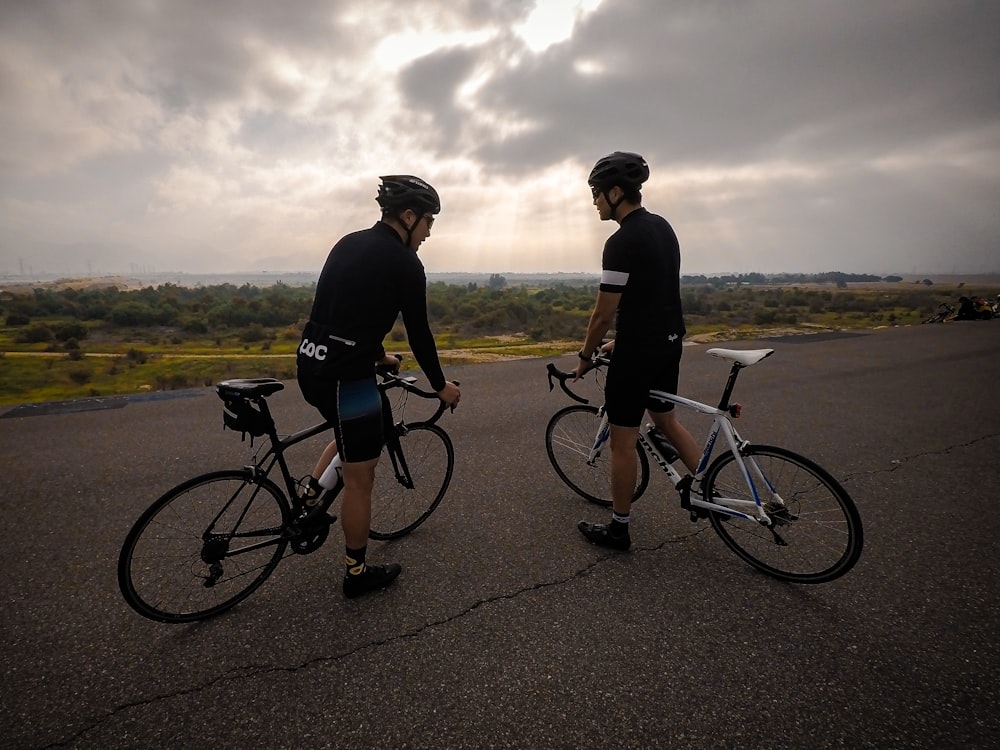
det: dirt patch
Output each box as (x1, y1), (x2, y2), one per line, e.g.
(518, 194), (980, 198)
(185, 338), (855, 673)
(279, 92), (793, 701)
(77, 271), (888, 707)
(687, 324), (836, 344)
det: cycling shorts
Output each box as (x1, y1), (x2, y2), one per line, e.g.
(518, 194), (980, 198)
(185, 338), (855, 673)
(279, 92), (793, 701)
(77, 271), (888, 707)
(604, 338), (684, 428)
(298, 375), (385, 462)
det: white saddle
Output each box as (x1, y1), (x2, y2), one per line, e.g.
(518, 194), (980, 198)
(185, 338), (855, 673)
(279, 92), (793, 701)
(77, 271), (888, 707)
(705, 347), (775, 367)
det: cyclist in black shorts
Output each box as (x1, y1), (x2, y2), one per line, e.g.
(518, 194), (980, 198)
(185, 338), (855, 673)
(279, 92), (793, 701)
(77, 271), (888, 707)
(572, 152), (700, 551)
(297, 175), (461, 598)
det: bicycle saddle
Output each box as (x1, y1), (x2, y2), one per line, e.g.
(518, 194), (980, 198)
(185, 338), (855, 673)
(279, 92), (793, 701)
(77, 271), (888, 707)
(216, 378), (285, 399)
(706, 348), (775, 367)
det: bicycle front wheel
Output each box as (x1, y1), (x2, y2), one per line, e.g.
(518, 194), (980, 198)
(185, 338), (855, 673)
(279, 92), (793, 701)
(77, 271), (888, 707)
(545, 404), (649, 507)
(703, 445), (863, 583)
(118, 470), (290, 623)
(369, 423), (454, 540)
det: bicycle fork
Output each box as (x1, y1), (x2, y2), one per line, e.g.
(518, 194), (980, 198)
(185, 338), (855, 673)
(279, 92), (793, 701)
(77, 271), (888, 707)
(587, 408), (610, 465)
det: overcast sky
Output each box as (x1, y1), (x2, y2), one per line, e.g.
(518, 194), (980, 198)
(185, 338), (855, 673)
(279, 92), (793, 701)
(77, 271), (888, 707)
(2, 0), (998, 278)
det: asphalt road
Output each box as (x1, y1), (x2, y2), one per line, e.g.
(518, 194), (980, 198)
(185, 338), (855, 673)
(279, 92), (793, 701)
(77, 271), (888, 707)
(2, 322), (998, 750)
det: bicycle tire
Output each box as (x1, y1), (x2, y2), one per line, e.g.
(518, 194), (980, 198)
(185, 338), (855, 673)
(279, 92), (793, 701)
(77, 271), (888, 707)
(545, 404), (649, 507)
(703, 445), (863, 583)
(369, 423), (454, 540)
(118, 470), (291, 623)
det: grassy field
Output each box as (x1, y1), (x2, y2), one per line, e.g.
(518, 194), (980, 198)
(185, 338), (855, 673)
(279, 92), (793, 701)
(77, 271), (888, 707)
(1, 280), (997, 406)
(0, 333), (576, 406)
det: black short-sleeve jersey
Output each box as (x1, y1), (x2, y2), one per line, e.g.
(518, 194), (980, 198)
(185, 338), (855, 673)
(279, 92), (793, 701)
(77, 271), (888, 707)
(297, 222), (446, 391)
(599, 207), (685, 343)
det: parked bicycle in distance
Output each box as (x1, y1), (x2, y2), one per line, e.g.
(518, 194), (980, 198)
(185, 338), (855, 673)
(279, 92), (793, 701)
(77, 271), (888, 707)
(118, 363), (457, 623)
(922, 302), (955, 324)
(545, 348), (863, 584)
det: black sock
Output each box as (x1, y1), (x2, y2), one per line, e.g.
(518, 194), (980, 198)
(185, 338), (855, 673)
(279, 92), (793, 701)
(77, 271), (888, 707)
(610, 511), (630, 536)
(345, 546), (367, 577)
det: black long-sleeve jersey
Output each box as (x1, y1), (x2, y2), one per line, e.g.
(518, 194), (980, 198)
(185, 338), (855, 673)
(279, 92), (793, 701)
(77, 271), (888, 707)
(297, 222), (446, 391)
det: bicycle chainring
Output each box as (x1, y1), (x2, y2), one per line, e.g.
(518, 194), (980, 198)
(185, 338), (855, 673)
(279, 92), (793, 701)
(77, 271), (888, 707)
(289, 513), (336, 555)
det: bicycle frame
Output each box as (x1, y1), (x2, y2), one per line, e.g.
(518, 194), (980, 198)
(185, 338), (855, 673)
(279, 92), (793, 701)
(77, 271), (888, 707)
(238, 372), (444, 501)
(207, 372), (445, 553)
(553, 348), (781, 526)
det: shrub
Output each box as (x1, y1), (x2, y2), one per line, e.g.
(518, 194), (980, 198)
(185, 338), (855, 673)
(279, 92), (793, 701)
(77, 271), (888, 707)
(14, 323), (54, 344)
(753, 309), (778, 325)
(55, 322), (88, 341)
(68, 368), (91, 385)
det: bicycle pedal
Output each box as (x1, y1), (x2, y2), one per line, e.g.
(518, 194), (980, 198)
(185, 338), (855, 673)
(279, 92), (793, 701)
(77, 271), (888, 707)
(290, 514), (335, 555)
(300, 512), (336, 529)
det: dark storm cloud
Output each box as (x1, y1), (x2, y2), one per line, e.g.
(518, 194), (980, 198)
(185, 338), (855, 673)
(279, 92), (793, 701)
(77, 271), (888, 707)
(402, 0), (1000, 173)
(398, 46), (481, 149)
(1, 0), (998, 275)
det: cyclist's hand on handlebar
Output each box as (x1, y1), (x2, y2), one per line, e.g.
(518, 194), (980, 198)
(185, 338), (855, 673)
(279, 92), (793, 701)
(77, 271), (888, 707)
(375, 353), (402, 374)
(437, 381), (461, 409)
(572, 357), (595, 382)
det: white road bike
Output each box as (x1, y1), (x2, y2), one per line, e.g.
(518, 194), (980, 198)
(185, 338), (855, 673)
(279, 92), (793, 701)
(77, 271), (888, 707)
(545, 347), (863, 583)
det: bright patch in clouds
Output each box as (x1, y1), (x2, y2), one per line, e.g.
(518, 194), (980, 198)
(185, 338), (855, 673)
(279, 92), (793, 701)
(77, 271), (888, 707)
(515, 0), (604, 52)
(0, 0), (997, 278)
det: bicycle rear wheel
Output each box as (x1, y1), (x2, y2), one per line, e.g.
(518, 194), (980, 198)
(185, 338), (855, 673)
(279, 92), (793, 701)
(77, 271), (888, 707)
(545, 404), (649, 507)
(703, 445), (863, 583)
(118, 470), (290, 623)
(369, 423), (454, 540)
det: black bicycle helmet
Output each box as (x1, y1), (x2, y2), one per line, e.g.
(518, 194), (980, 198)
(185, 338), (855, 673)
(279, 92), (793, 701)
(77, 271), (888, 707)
(376, 175), (441, 215)
(587, 151), (650, 192)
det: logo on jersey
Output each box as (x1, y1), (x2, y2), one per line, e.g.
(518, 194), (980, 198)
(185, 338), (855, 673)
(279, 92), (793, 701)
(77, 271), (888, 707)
(298, 338), (328, 361)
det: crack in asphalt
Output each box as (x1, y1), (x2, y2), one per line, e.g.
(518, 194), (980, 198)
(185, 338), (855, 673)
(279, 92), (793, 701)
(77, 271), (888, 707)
(885, 433), (999, 470)
(52, 428), (988, 749)
(839, 433), (1000, 482)
(47, 430), (993, 748)
(37, 532), (703, 750)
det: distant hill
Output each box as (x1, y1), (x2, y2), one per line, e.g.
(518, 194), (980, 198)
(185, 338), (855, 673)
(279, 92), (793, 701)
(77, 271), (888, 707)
(2, 270), (998, 292)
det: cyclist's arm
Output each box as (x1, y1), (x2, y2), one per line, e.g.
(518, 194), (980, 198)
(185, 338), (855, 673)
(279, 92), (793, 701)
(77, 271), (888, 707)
(573, 290), (619, 379)
(580, 290), (620, 359)
(398, 265), (447, 392)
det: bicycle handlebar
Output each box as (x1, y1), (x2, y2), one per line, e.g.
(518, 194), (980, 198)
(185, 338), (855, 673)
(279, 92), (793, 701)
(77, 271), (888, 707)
(545, 354), (611, 405)
(378, 356), (459, 424)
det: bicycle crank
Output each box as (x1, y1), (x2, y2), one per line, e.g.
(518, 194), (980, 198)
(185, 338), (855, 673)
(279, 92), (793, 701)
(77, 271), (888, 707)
(289, 513), (337, 555)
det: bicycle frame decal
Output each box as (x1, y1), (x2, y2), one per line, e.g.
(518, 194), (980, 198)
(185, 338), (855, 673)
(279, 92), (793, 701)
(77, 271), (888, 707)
(696, 421), (722, 476)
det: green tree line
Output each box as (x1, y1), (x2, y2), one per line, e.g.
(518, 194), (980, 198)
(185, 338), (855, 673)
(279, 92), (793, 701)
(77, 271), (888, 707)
(2, 277), (995, 349)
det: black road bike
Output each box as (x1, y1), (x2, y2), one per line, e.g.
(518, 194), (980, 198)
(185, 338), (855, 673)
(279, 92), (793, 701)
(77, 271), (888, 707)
(118, 367), (456, 623)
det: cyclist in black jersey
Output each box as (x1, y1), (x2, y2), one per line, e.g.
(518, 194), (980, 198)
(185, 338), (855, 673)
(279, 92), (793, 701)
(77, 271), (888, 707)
(572, 152), (700, 551)
(297, 175), (461, 598)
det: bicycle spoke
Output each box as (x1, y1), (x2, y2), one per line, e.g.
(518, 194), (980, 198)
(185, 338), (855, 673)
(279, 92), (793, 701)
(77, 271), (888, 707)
(369, 424), (454, 540)
(705, 446), (863, 583)
(119, 472), (289, 623)
(545, 405), (648, 506)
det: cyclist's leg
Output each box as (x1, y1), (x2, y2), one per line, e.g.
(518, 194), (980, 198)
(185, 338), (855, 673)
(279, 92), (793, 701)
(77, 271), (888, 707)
(340, 458), (379, 549)
(297, 373), (340, 502)
(578, 355), (646, 549)
(648, 339), (700, 473)
(649, 411), (700, 473)
(609, 424), (641, 515)
(310, 440), (338, 481)
(334, 378), (401, 597)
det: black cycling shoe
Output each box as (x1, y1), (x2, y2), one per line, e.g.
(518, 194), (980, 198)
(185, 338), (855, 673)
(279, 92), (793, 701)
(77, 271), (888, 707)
(577, 521), (631, 551)
(343, 563), (402, 599)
